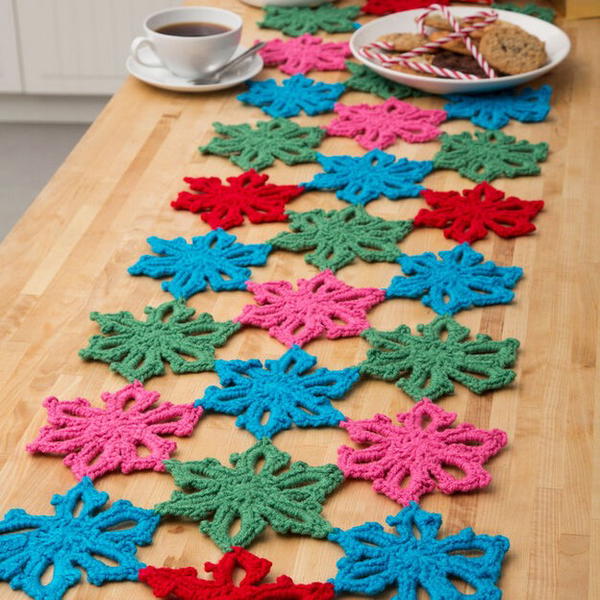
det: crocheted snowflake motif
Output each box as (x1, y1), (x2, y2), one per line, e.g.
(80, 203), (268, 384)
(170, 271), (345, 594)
(360, 315), (520, 401)
(329, 502), (510, 600)
(302, 149), (433, 206)
(433, 129), (549, 182)
(343, 61), (427, 100)
(414, 182), (545, 243)
(200, 118), (325, 172)
(172, 170), (304, 231)
(235, 269), (386, 347)
(386, 243), (524, 315)
(0, 477), (159, 600)
(197, 346), (360, 439)
(492, 2), (555, 22)
(269, 205), (413, 272)
(326, 98), (447, 150)
(338, 399), (508, 505)
(258, 3), (360, 37)
(128, 231), (272, 299)
(155, 439), (343, 551)
(362, 0), (448, 16)
(260, 34), (351, 76)
(79, 300), (240, 382)
(139, 546), (335, 600)
(238, 75), (345, 118)
(444, 85), (553, 129)
(26, 381), (202, 481)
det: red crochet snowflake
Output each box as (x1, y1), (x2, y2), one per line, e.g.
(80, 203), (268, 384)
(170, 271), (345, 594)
(362, 0), (449, 16)
(172, 170), (304, 230)
(414, 182), (544, 243)
(235, 269), (386, 348)
(138, 546), (335, 600)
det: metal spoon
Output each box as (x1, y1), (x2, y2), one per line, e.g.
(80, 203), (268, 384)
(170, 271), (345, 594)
(188, 41), (266, 85)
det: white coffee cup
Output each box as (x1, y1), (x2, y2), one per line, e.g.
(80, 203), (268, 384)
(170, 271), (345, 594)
(131, 7), (242, 79)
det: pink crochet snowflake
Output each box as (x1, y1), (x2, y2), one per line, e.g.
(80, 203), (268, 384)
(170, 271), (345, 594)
(235, 269), (386, 347)
(259, 34), (351, 76)
(26, 381), (203, 480)
(325, 98), (447, 150)
(338, 399), (507, 505)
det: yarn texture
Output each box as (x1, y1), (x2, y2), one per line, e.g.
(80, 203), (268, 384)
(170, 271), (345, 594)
(415, 182), (544, 243)
(0, 477), (159, 600)
(329, 502), (510, 599)
(343, 61), (427, 99)
(362, 0), (448, 16)
(128, 231), (272, 299)
(492, 2), (555, 21)
(26, 380), (202, 480)
(172, 170), (303, 230)
(338, 399), (508, 504)
(197, 346), (360, 439)
(155, 439), (343, 551)
(235, 269), (386, 347)
(79, 300), (240, 382)
(360, 315), (520, 401)
(268, 205), (413, 272)
(139, 547), (335, 600)
(386, 243), (524, 315)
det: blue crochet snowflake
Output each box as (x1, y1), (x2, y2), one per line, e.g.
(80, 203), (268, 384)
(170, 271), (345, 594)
(0, 477), (159, 600)
(329, 502), (510, 600)
(237, 74), (346, 118)
(196, 345), (360, 438)
(128, 230), (272, 299)
(301, 150), (434, 206)
(386, 243), (523, 315)
(444, 85), (553, 129)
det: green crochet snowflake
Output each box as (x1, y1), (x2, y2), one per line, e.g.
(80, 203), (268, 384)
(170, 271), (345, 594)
(343, 61), (428, 100)
(269, 205), (413, 272)
(433, 129), (548, 182)
(492, 2), (555, 22)
(360, 315), (520, 401)
(155, 439), (343, 551)
(258, 3), (360, 37)
(79, 300), (240, 382)
(200, 118), (326, 172)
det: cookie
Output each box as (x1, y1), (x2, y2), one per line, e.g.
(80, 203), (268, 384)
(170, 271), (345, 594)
(390, 54), (437, 78)
(378, 33), (428, 52)
(429, 30), (474, 56)
(432, 51), (487, 78)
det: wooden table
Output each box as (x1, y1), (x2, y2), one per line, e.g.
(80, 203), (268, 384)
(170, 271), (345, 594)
(0, 1), (598, 598)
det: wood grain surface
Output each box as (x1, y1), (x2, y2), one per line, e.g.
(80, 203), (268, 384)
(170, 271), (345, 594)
(0, 1), (598, 598)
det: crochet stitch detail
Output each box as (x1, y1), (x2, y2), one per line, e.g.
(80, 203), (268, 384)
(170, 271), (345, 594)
(386, 243), (524, 315)
(128, 231), (272, 299)
(362, 0), (448, 16)
(259, 35), (351, 75)
(238, 74), (345, 118)
(200, 118), (325, 172)
(329, 502), (510, 599)
(338, 399), (508, 504)
(492, 2), (555, 22)
(302, 150), (433, 206)
(360, 315), (520, 400)
(139, 546), (335, 600)
(26, 381), (202, 480)
(258, 3), (360, 37)
(0, 477), (159, 600)
(444, 85), (552, 129)
(172, 170), (304, 230)
(414, 182), (544, 243)
(268, 205), (413, 272)
(235, 269), (386, 347)
(155, 439), (343, 551)
(433, 129), (549, 182)
(196, 346), (360, 439)
(79, 300), (240, 382)
(325, 97), (447, 150)
(343, 61), (427, 99)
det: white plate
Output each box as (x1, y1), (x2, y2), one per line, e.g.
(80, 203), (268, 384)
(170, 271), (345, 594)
(238, 0), (333, 6)
(126, 44), (263, 93)
(350, 7), (571, 94)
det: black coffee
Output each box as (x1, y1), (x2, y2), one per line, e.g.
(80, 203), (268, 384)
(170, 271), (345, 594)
(155, 21), (230, 37)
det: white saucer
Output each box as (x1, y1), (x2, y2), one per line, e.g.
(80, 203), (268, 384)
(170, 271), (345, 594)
(126, 44), (264, 93)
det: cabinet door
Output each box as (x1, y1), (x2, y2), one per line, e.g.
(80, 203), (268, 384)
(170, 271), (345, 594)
(15, 0), (179, 95)
(0, 0), (22, 92)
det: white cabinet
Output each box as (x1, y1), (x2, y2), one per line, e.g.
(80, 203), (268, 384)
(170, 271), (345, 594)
(0, 0), (22, 92)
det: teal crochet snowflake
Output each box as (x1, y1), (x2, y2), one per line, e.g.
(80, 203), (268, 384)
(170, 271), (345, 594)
(492, 2), (555, 22)
(343, 61), (427, 100)
(128, 231), (272, 299)
(196, 345), (360, 438)
(0, 477), (159, 600)
(329, 502), (510, 600)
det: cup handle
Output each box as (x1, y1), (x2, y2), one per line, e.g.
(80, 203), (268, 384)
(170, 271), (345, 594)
(130, 37), (164, 68)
